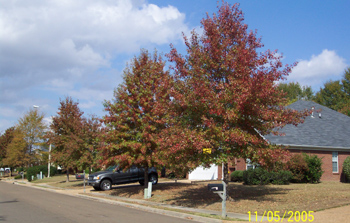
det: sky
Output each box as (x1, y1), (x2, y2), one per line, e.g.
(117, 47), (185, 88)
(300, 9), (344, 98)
(1, 0), (349, 133)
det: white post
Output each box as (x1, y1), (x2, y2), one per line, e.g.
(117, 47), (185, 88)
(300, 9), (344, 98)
(144, 188), (148, 199)
(47, 144), (51, 178)
(222, 181), (227, 218)
(40, 171), (42, 180)
(147, 182), (152, 198)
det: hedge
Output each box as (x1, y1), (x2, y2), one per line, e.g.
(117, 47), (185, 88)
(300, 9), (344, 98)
(242, 168), (292, 185)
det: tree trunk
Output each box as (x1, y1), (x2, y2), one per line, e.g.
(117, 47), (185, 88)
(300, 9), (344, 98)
(223, 163), (229, 184)
(144, 166), (149, 189)
(66, 169), (70, 182)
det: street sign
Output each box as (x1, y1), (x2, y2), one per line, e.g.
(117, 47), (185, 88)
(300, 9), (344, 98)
(203, 148), (212, 154)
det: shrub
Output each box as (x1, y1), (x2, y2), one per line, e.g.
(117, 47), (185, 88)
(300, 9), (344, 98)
(286, 154), (309, 183)
(231, 170), (244, 182)
(243, 168), (271, 185)
(343, 156), (350, 182)
(271, 170), (293, 185)
(304, 154), (324, 183)
(286, 153), (324, 183)
(243, 168), (292, 185)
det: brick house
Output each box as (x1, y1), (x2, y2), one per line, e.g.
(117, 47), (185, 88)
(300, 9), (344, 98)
(189, 100), (350, 181)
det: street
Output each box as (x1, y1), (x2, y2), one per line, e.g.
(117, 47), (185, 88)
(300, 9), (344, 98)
(0, 181), (195, 223)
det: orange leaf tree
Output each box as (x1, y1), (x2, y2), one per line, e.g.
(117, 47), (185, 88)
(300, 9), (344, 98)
(47, 97), (99, 182)
(101, 50), (174, 186)
(167, 2), (307, 182)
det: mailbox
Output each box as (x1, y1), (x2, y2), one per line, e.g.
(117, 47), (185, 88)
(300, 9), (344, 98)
(75, 173), (85, 180)
(208, 184), (223, 192)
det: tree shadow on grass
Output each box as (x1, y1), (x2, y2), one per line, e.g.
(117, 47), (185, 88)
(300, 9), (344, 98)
(108, 182), (193, 197)
(106, 182), (291, 208)
(161, 183), (293, 208)
(106, 182), (292, 208)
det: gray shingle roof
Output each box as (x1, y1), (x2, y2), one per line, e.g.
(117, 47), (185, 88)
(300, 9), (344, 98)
(264, 100), (350, 149)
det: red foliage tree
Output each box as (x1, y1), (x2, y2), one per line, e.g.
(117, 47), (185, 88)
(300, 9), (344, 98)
(47, 97), (99, 181)
(101, 50), (173, 186)
(167, 2), (307, 182)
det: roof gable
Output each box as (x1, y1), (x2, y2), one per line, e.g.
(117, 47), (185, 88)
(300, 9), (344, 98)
(264, 100), (350, 149)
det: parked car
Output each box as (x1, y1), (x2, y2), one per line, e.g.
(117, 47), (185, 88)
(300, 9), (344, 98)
(88, 166), (158, 191)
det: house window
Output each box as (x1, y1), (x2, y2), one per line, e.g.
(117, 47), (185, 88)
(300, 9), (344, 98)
(332, 151), (338, 173)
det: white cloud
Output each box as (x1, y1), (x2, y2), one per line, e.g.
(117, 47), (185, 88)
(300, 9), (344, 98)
(0, 0), (189, 132)
(0, 0), (187, 79)
(289, 49), (348, 88)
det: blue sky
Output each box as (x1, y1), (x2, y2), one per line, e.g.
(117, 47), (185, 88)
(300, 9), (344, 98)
(1, 0), (349, 133)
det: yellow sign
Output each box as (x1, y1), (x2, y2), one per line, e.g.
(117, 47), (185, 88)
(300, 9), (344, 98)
(203, 148), (212, 154)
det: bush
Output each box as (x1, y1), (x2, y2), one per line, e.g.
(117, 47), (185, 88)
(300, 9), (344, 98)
(243, 168), (271, 185)
(286, 153), (324, 183)
(243, 168), (292, 185)
(286, 154), (309, 183)
(343, 156), (350, 182)
(231, 170), (244, 182)
(26, 165), (57, 181)
(271, 170), (293, 185)
(304, 154), (324, 183)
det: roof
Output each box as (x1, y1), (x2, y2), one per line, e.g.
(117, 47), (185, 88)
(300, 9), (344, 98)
(264, 100), (350, 150)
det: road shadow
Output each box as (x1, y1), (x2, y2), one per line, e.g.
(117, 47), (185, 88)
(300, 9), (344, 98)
(0, 199), (18, 204)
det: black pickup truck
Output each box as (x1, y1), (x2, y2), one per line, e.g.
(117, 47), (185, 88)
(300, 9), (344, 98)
(88, 166), (158, 191)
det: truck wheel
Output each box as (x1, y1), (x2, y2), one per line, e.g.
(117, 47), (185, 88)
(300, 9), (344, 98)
(149, 174), (158, 185)
(100, 179), (112, 191)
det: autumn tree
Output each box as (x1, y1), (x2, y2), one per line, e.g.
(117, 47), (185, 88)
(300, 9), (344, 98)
(0, 127), (15, 167)
(47, 97), (94, 182)
(18, 108), (47, 166)
(81, 115), (102, 174)
(3, 128), (29, 170)
(167, 2), (307, 183)
(278, 82), (314, 104)
(101, 49), (172, 187)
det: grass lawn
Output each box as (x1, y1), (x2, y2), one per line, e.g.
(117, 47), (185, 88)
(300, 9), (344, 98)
(31, 176), (350, 216)
(31, 174), (87, 188)
(103, 181), (350, 215)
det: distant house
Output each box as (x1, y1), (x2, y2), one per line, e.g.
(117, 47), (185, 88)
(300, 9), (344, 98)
(188, 100), (350, 181)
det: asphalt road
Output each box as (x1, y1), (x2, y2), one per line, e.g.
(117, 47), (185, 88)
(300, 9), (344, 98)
(0, 181), (195, 223)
